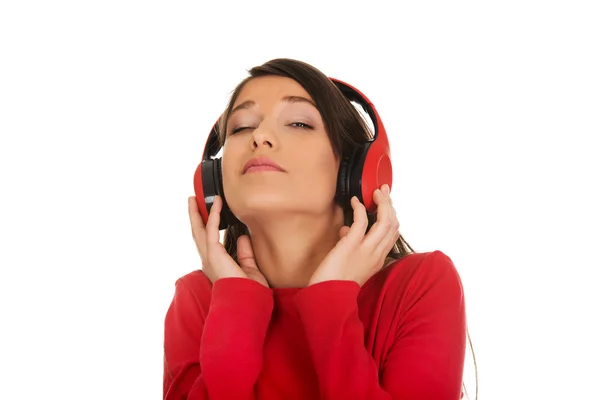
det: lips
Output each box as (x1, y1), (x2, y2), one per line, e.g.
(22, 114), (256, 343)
(242, 156), (285, 174)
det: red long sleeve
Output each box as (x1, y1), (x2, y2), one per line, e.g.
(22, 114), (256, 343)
(294, 250), (467, 399)
(163, 276), (273, 399)
(163, 251), (467, 399)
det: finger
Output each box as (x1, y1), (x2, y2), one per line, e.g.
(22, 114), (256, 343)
(376, 216), (400, 254)
(205, 195), (222, 246)
(384, 184), (394, 205)
(189, 196), (207, 250)
(237, 235), (259, 270)
(346, 196), (369, 243)
(383, 184), (399, 230)
(363, 188), (393, 248)
(375, 191), (400, 255)
(383, 185), (400, 248)
(188, 196), (205, 228)
(382, 184), (390, 197)
(381, 184), (393, 221)
(377, 227), (400, 257)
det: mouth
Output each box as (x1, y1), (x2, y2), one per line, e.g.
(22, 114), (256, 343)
(242, 156), (286, 174)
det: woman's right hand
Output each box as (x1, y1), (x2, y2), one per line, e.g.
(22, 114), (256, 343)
(188, 195), (269, 287)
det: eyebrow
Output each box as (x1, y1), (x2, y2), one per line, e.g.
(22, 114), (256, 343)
(229, 95), (317, 117)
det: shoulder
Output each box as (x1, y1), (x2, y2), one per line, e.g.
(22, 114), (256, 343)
(361, 251), (464, 306)
(369, 250), (460, 284)
(175, 269), (212, 291)
(164, 270), (213, 344)
(169, 269), (213, 312)
(393, 250), (460, 283)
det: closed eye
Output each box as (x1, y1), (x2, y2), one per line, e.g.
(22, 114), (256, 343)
(289, 122), (313, 129)
(230, 126), (253, 135)
(231, 122), (312, 135)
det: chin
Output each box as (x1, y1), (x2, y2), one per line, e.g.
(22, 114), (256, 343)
(229, 194), (292, 221)
(228, 193), (330, 224)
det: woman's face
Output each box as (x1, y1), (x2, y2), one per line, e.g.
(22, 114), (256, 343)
(221, 76), (340, 223)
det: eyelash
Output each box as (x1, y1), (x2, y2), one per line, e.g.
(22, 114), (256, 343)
(230, 127), (248, 135)
(230, 122), (313, 135)
(290, 122), (312, 129)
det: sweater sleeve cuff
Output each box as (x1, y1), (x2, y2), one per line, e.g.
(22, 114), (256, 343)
(210, 277), (274, 317)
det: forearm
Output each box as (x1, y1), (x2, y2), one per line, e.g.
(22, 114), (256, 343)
(294, 252), (467, 400)
(199, 278), (273, 397)
(164, 277), (273, 399)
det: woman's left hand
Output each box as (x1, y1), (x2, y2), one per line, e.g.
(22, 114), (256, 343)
(308, 184), (400, 287)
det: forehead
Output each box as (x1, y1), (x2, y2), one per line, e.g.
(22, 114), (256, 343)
(233, 76), (313, 107)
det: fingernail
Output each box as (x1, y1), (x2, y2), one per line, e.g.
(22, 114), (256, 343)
(383, 185), (390, 195)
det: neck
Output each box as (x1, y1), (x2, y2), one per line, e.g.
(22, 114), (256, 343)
(244, 207), (345, 288)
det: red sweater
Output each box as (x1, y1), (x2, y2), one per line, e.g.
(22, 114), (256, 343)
(163, 250), (466, 400)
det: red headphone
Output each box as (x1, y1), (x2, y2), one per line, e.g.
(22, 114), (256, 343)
(193, 78), (393, 230)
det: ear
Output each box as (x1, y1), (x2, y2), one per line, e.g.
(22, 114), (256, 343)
(339, 225), (351, 239)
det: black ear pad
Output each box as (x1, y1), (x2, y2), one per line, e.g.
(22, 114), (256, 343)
(215, 159), (240, 229)
(348, 142), (372, 205)
(336, 143), (371, 208)
(201, 158), (239, 230)
(336, 149), (355, 206)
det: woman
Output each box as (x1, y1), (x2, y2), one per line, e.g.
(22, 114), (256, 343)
(163, 58), (467, 399)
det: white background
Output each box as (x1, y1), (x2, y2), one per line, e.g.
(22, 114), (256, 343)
(1, 1), (598, 399)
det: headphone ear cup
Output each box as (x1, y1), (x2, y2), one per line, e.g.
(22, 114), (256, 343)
(193, 158), (239, 230)
(354, 141), (392, 214)
(193, 159), (216, 226)
(214, 158), (239, 230)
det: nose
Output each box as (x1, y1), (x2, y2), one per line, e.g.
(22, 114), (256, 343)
(251, 123), (276, 150)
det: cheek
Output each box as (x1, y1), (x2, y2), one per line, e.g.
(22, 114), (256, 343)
(300, 150), (339, 193)
(220, 146), (241, 193)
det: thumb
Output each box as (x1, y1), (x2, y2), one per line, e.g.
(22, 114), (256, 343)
(237, 235), (259, 270)
(339, 225), (351, 240)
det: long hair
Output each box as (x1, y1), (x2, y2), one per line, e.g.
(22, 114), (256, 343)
(216, 58), (415, 262)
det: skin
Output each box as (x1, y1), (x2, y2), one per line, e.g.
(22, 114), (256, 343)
(188, 76), (399, 288)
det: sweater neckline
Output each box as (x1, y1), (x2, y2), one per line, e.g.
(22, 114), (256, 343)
(271, 286), (303, 297)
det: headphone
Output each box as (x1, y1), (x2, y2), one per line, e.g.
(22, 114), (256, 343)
(193, 78), (393, 230)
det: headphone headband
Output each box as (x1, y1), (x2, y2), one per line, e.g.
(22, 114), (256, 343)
(202, 120), (221, 160)
(329, 78), (380, 140)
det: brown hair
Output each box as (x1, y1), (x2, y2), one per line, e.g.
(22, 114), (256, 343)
(217, 58), (415, 262)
